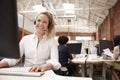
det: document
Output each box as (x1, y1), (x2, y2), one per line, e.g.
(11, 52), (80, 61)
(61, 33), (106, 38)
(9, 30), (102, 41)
(0, 67), (44, 77)
(103, 48), (113, 57)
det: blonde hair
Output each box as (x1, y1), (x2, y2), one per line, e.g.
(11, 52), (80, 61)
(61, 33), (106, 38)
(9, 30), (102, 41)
(36, 11), (55, 37)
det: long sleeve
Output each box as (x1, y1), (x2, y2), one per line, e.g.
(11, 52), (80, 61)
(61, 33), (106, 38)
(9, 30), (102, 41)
(113, 46), (120, 60)
(1, 58), (19, 66)
(46, 38), (61, 70)
(0, 37), (26, 67)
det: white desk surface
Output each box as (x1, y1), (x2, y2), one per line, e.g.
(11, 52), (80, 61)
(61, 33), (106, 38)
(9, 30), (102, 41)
(71, 55), (114, 64)
(0, 67), (92, 80)
(71, 57), (86, 64)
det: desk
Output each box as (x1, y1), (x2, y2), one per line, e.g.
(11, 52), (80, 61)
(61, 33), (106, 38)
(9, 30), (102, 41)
(86, 56), (115, 80)
(71, 57), (86, 77)
(86, 56), (104, 79)
(0, 67), (92, 80)
(71, 54), (114, 80)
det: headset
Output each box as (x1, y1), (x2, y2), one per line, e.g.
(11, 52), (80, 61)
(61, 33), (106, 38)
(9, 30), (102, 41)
(34, 20), (36, 25)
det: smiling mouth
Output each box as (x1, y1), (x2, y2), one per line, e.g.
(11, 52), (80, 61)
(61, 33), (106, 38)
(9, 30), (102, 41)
(38, 26), (44, 29)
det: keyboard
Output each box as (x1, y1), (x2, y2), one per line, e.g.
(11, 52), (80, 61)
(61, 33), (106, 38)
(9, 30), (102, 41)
(0, 67), (44, 77)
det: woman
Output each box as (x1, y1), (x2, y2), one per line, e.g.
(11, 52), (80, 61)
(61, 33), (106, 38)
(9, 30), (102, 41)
(113, 35), (120, 60)
(0, 11), (61, 72)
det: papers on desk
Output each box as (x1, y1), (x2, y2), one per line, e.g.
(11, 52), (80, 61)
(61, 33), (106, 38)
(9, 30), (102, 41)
(103, 48), (113, 57)
(71, 57), (86, 64)
(0, 67), (44, 77)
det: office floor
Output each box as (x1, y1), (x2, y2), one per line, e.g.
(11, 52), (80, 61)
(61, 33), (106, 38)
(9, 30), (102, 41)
(53, 64), (116, 80)
(93, 76), (102, 80)
(71, 64), (114, 80)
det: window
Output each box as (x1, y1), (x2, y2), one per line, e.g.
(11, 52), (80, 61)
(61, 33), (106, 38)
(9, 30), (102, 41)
(76, 36), (92, 40)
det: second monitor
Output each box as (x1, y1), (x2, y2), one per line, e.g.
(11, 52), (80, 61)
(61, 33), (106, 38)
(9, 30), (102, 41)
(67, 43), (82, 54)
(98, 40), (113, 56)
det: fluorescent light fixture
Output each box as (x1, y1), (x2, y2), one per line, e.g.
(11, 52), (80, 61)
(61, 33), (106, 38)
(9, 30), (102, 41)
(32, 5), (47, 11)
(63, 3), (74, 10)
(57, 15), (76, 19)
(63, 3), (74, 14)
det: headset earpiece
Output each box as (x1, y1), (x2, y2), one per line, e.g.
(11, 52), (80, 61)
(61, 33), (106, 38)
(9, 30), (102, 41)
(34, 21), (36, 25)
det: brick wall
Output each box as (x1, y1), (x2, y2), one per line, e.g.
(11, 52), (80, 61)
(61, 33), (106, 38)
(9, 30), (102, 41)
(113, 0), (120, 35)
(98, 15), (111, 40)
(97, 0), (120, 40)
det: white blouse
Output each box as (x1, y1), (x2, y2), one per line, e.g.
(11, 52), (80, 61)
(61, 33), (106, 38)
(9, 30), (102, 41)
(2, 34), (61, 70)
(113, 45), (120, 60)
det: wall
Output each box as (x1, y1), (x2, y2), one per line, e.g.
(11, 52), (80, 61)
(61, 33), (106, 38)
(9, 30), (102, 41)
(113, 0), (120, 35)
(98, 15), (111, 40)
(97, 0), (120, 40)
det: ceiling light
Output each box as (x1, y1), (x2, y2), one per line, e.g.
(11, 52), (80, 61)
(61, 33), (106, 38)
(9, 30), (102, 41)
(32, 5), (47, 11)
(63, 3), (74, 14)
(56, 15), (76, 19)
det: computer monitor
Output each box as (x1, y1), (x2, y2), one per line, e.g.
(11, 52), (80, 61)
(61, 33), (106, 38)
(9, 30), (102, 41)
(99, 40), (113, 56)
(0, 0), (20, 59)
(67, 43), (82, 54)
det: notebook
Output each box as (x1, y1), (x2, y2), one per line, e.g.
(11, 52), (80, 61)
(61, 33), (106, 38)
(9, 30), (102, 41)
(0, 67), (44, 77)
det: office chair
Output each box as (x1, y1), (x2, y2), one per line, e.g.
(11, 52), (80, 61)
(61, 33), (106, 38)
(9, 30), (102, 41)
(54, 66), (68, 76)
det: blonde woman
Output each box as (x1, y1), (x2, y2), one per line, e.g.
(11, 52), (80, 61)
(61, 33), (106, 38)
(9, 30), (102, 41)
(0, 11), (61, 72)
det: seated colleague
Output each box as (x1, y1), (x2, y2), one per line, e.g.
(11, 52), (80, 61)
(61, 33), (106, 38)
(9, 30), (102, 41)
(113, 35), (120, 60)
(0, 11), (61, 72)
(58, 36), (76, 76)
(95, 44), (100, 56)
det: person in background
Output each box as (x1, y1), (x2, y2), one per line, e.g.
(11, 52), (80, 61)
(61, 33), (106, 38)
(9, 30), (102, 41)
(0, 11), (61, 72)
(57, 36), (76, 76)
(107, 35), (120, 80)
(113, 35), (120, 60)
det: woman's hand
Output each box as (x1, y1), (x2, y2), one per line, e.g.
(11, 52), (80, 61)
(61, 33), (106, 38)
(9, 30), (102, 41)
(29, 63), (53, 72)
(29, 65), (42, 72)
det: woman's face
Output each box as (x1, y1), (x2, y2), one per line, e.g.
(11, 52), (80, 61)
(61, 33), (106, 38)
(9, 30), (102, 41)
(36, 14), (49, 33)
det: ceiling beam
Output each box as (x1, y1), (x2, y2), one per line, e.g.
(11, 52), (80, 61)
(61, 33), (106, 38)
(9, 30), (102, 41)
(24, 0), (32, 10)
(56, 32), (95, 36)
(56, 0), (62, 8)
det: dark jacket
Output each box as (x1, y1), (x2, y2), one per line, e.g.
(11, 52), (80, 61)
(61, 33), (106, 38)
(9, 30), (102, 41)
(58, 45), (72, 66)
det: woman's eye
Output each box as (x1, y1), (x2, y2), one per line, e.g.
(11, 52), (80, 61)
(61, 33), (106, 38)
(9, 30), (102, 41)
(37, 20), (41, 22)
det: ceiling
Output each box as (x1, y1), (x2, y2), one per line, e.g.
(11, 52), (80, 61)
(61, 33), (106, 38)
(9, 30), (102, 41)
(17, 0), (118, 33)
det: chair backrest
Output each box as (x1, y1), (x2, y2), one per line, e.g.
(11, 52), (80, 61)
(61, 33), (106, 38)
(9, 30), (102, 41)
(54, 67), (68, 76)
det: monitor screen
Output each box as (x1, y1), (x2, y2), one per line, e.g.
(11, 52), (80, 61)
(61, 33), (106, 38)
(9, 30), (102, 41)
(99, 40), (113, 55)
(67, 43), (82, 54)
(0, 0), (20, 59)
